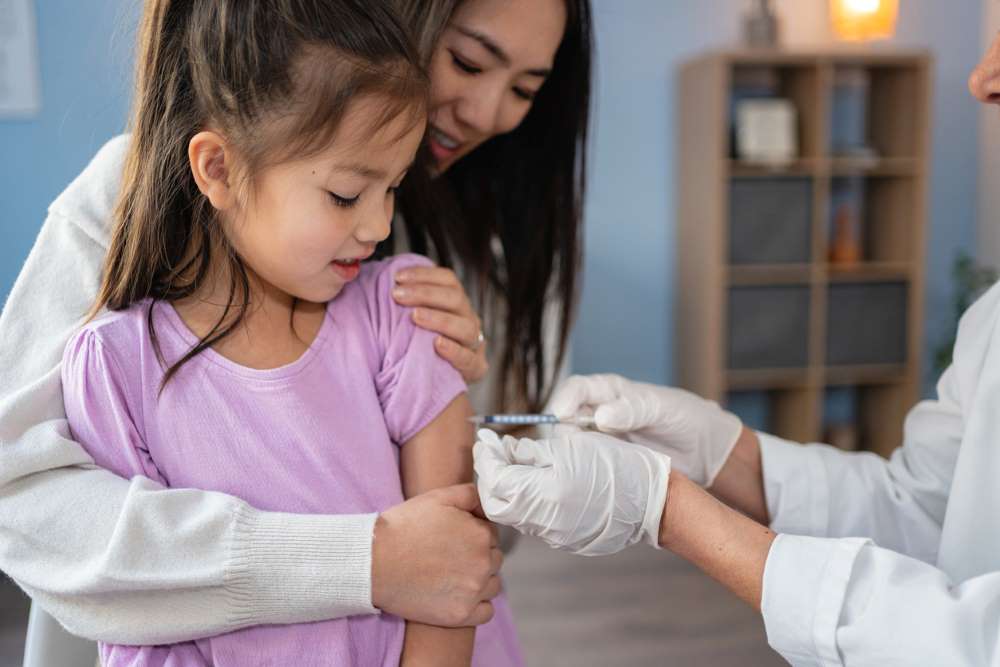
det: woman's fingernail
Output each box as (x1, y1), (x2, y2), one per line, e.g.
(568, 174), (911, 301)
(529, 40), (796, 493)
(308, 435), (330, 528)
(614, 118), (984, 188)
(395, 271), (411, 283)
(436, 336), (449, 348)
(393, 287), (407, 299)
(412, 308), (423, 322)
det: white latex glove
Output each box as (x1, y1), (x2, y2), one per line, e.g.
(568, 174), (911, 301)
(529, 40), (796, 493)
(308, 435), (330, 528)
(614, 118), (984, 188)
(548, 374), (743, 487)
(473, 428), (671, 557)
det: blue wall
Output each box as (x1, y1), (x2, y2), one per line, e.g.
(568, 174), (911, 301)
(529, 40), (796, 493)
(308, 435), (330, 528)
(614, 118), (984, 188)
(573, 1), (982, 392)
(0, 1), (983, 396)
(0, 0), (135, 307)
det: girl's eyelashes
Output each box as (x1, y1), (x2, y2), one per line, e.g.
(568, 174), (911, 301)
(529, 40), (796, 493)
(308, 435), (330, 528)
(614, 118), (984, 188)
(450, 51), (482, 75)
(328, 191), (360, 208)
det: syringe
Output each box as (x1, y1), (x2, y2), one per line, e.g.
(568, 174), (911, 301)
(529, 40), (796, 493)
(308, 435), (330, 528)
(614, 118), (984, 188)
(469, 413), (595, 427)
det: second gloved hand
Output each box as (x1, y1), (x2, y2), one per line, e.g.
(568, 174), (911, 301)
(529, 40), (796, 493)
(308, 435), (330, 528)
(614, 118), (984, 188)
(548, 374), (743, 487)
(473, 429), (671, 557)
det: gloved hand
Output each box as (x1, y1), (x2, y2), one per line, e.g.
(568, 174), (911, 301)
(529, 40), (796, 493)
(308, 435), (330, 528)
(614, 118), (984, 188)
(473, 428), (671, 557)
(548, 374), (743, 487)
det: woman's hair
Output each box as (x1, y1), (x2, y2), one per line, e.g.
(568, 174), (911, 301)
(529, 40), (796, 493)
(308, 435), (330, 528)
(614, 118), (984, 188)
(95, 0), (427, 385)
(392, 0), (593, 412)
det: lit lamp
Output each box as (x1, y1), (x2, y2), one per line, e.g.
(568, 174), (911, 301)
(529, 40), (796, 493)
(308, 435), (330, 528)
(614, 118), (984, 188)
(830, 0), (899, 42)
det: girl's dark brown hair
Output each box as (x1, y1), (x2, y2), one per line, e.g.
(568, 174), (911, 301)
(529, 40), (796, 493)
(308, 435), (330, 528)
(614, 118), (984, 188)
(95, 0), (427, 386)
(391, 0), (593, 412)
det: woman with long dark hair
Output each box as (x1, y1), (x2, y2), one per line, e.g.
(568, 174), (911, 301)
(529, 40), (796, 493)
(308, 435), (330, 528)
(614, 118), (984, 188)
(0, 0), (592, 655)
(390, 0), (591, 415)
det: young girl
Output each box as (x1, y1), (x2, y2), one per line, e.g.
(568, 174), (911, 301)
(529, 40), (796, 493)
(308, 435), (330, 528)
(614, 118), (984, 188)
(59, 1), (522, 665)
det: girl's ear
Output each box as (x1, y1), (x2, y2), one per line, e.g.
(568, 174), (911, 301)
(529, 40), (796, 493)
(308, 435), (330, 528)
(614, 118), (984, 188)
(189, 131), (236, 210)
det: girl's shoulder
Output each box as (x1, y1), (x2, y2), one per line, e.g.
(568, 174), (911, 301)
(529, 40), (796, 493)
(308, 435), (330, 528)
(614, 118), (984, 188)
(61, 301), (157, 411)
(67, 300), (153, 356)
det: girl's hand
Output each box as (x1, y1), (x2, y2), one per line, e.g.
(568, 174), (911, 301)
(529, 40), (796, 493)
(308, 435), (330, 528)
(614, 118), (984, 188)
(393, 266), (489, 384)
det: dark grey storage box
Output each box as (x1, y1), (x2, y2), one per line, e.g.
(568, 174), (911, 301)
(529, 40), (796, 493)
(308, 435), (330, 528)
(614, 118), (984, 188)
(729, 178), (813, 264)
(727, 286), (810, 369)
(826, 282), (907, 365)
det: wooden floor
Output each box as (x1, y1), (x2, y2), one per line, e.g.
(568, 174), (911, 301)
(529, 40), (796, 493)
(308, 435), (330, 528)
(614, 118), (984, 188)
(0, 542), (785, 667)
(503, 537), (786, 666)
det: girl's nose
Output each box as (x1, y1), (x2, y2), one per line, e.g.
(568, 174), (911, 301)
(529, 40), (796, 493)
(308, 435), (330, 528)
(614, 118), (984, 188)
(970, 34), (1000, 103)
(355, 200), (393, 245)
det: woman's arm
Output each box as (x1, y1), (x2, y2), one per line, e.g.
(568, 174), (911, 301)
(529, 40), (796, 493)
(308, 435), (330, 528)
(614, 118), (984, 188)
(0, 140), (497, 645)
(398, 395), (486, 667)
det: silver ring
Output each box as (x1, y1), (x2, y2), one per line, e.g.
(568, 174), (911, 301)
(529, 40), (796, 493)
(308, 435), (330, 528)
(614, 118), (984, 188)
(472, 330), (486, 352)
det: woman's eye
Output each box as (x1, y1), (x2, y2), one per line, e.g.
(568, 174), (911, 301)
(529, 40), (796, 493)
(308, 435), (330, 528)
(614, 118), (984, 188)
(451, 52), (482, 75)
(328, 191), (359, 208)
(513, 87), (536, 102)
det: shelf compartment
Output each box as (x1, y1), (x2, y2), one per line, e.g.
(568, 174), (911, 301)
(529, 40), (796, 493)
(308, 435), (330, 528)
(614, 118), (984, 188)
(828, 64), (928, 161)
(728, 285), (811, 370)
(827, 176), (917, 265)
(826, 282), (908, 366)
(729, 65), (822, 159)
(729, 178), (813, 265)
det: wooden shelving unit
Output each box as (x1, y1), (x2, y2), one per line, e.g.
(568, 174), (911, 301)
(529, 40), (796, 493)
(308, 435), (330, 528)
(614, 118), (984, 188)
(677, 50), (932, 457)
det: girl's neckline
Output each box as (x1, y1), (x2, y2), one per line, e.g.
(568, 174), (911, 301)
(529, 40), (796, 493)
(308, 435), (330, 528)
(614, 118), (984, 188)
(154, 299), (333, 382)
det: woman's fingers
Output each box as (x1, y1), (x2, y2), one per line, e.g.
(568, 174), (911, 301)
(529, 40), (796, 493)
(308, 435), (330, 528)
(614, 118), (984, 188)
(393, 283), (469, 314)
(413, 308), (481, 347)
(436, 336), (489, 384)
(395, 265), (462, 288)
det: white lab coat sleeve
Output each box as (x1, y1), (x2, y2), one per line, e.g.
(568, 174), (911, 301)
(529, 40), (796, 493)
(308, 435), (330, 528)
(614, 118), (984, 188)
(0, 138), (377, 645)
(763, 533), (1000, 666)
(758, 365), (963, 563)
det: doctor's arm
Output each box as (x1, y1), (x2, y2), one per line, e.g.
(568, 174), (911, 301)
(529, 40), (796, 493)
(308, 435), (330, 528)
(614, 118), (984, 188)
(665, 469), (1000, 666)
(552, 370), (962, 564)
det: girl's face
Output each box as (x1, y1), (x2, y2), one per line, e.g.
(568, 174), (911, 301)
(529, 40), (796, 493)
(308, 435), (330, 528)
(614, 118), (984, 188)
(228, 98), (424, 304)
(426, 0), (567, 173)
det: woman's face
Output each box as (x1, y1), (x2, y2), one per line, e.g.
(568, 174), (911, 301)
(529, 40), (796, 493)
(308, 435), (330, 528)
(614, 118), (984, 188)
(426, 0), (567, 173)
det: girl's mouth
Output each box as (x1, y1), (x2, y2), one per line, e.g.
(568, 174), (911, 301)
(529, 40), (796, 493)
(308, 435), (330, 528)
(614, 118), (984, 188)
(331, 259), (362, 281)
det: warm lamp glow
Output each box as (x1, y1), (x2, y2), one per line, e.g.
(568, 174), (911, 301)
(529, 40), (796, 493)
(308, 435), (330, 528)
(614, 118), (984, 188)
(830, 0), (899, 41)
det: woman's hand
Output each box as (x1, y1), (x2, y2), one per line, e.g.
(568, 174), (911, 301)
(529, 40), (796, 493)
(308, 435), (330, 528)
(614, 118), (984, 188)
(393, 266), (488, 384)
(372, 485), (501, 627)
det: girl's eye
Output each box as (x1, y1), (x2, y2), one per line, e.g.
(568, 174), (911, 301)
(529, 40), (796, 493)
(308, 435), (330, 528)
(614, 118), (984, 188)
(328, 191), (359, 208)
(451, 52), (482, 75)
(513, 87), (536, 102)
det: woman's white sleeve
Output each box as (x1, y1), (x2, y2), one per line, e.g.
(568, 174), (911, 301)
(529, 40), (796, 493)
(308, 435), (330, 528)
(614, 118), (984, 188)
(0, 153), (377, 645)
(763, 533), (1000, 666)
(758, 364), (963, 564)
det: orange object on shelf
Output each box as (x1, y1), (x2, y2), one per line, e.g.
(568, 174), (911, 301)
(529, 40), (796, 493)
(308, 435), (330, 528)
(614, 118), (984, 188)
(829, 0), (899, 42)
(830, 204), (862, 265)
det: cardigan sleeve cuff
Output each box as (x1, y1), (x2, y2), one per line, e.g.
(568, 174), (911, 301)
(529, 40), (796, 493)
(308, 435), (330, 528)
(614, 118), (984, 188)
(225, 505), (379, 627)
